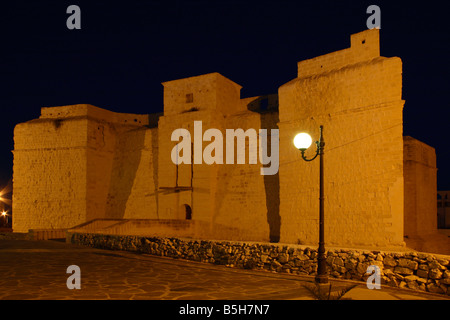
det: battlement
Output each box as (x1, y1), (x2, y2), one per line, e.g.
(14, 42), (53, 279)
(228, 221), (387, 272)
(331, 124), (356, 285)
(297, 29), (380, 78)
(40, 104), (149, 126)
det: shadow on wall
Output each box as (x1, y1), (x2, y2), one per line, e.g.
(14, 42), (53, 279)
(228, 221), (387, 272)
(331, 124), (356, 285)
(106, 128), (146, 218)
(252, 95), (281, 243)
(151, 128), (159, 219)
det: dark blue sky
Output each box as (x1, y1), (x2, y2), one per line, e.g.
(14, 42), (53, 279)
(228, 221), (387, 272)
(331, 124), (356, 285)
(0, 1), (449, 189)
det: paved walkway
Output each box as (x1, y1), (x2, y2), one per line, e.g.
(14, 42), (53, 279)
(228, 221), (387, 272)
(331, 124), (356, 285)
(0, 239), (449, 300)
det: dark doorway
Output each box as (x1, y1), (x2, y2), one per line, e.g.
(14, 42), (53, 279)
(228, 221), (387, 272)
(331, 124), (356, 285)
(182, 204), (192, 220)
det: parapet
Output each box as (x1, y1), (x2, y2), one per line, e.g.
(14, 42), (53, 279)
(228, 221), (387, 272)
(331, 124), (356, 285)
(297, 29), (380, 78)
(39, 104), (149, 126)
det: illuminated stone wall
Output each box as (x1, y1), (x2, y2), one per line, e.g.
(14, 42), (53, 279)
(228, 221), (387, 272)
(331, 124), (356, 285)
(104, 126), (159, 220)
(278, 29), (405, 247)
(13, 113), (88, 232)
(157, 73), (277, 241)
(12, 29), (438, 252)
(403, 136), (443, 253)
(403, 136), (437, 237)
(12, 104), (150, 232)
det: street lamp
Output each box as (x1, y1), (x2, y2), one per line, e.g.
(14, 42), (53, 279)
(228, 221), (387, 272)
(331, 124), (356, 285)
(293, 125), (328, 284)
(1, 211), (7, 227)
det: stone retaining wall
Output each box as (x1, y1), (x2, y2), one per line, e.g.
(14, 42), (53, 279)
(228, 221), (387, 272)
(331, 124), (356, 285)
(29, 229), (67, 240)
(69, 233), (450, 295)
(0, 232), (29, 240)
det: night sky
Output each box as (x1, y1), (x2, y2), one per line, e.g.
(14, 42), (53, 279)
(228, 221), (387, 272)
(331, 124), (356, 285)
(0, 0), (449, 193)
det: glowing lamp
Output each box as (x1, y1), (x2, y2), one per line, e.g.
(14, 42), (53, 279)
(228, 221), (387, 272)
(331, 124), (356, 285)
(293, 133), (313, 150)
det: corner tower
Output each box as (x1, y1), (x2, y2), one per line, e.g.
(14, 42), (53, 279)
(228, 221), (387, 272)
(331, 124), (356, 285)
(278, 29), (405, 248)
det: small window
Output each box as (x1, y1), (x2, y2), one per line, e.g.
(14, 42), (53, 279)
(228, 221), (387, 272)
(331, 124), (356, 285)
(186, 93), (194, 103)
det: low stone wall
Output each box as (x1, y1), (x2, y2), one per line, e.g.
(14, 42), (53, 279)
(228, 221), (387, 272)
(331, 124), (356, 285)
(29, 229), (67, 240)
(0, 232), (29, 240)
(69, 232), (450, 295)
(0, 229), (66, 240)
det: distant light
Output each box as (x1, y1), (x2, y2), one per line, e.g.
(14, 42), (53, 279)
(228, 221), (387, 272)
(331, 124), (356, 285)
(293, 133), (313, 150)
(1, 211), (6, 216)
(0, 182), (12, 206)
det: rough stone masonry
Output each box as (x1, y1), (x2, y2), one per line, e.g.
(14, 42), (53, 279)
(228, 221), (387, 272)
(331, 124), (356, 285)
(12, 29), (445, 253)
(69, 233), (450, 296)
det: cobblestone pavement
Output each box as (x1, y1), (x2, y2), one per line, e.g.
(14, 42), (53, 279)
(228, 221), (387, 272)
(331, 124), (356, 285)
(0, 239), (316, 300)
(0, 239), (449, 300)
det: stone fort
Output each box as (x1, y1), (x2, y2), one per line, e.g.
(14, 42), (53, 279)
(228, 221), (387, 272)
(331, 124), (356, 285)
(12, 29), (446, 253)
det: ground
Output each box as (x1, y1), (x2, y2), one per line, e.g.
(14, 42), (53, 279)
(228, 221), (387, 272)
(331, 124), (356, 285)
(0, 237), (449, 302)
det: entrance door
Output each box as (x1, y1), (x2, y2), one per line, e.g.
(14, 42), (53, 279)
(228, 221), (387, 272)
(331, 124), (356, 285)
(180, 204), (192, 220)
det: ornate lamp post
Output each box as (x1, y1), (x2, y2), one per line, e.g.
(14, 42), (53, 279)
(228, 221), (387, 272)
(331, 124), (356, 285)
(293, 125), (328, 284)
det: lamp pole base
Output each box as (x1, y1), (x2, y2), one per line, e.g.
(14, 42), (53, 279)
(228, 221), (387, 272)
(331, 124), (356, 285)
(315, 274), (328, 284)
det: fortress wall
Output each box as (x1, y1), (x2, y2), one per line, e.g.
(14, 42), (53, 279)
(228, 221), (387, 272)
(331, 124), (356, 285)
(156, 108), (280, 242)
(85, 109), (152, 221)
(12, 30), (437, 251)
(86, 117), (117, 222)
(278, 29), (405, 248)
(12, 104), (150, 232)
(40, 104), (149, 126)
(215, 73), (244, 115)
(212, 111), (271, 241)
(13, 117), (89, 232)
(103, 127), (159, 220)
(157, 110), (214, 222)
(121, 128), (159, 219)
(158, 73), (245, 227)
(297, 29), (380, 79)
(403, 136), (437, 236)
(159, 72), (280, 241)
